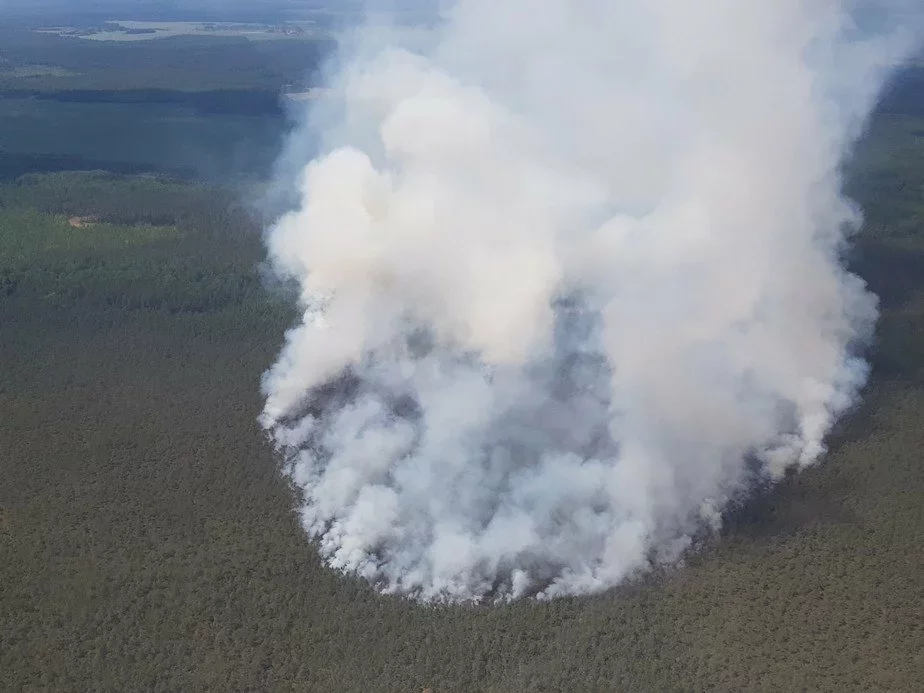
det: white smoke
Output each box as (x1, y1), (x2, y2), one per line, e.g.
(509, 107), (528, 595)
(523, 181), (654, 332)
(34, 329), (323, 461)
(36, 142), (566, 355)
(260, 0), (919, 602)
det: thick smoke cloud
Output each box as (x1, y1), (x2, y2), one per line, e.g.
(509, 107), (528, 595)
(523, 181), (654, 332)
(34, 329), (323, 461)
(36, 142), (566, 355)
(260, 0), (920, 602)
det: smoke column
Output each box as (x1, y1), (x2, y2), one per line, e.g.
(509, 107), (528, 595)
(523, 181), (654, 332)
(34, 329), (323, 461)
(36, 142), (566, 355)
(260, 1), (919, 601)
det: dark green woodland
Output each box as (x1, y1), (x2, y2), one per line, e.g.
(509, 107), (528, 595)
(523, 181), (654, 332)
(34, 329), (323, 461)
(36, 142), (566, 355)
(0, 17), (922, 693)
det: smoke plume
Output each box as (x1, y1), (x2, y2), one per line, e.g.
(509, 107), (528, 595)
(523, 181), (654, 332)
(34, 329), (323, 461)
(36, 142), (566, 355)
(260, 0), (919, 602)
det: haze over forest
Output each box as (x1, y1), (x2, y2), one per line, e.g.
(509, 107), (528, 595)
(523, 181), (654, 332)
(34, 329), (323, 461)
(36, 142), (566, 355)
(0, 1), (923, 690)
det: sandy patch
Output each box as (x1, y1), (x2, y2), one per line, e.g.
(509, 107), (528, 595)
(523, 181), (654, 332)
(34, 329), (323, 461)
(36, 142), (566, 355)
(68, 216), (99, 229)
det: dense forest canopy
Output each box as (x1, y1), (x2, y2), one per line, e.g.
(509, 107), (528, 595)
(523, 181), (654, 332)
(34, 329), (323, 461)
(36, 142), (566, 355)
(0, 11), (922, 691)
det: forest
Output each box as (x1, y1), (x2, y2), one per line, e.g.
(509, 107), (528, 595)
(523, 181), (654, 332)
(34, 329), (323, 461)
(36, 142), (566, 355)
(0, 25), (333, 91)
(0, 13), (923, 693)
(0, 24), (310, 181)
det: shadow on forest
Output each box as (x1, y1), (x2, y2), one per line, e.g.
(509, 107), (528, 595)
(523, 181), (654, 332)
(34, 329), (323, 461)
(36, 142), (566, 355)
(720, 461), (860, 542)
(719, 234), (924, 541)
(849, 238), (924, 310)
(0, 151), (196, 181)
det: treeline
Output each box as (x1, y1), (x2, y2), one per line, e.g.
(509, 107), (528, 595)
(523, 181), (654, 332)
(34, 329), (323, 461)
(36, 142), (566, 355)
(0, 27), (334, 91)
(0, 88), (286, 117)
(0, 171), (282, 317)
(0, 151), (197, 182)
(878, 66), (924, 118)
(1, 0), (324, 26)
(0, 170), (260, 235)
(846, 114), (924, 240)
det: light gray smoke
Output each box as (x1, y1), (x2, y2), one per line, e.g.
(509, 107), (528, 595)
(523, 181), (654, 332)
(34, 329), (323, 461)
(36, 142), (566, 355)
(260, 0), (919, 602)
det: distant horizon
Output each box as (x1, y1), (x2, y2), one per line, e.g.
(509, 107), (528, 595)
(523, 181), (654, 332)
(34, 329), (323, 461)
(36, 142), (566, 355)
(0, 1), (436, 23)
